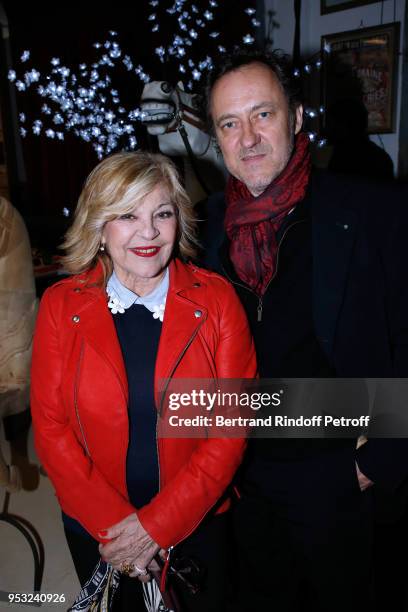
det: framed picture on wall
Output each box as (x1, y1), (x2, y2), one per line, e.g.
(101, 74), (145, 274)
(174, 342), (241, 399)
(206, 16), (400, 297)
(321, 22), (400, 134)
(321, 0), (379, 15)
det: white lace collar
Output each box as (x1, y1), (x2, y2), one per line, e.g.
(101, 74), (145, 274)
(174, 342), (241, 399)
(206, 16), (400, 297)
(106, 268), (169, 322)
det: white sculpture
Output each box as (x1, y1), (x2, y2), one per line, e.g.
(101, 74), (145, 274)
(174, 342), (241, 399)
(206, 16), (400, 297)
(140, 81), (227, 204)
(0, 198), (37, 492)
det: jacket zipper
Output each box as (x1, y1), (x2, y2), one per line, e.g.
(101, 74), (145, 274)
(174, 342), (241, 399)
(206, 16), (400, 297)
(156, 311), (206, 494)
(160, 313), (234, 549)
(222, 219), (305, 322)
(74, 340), (91, 457)
(158, 317), (206, 415)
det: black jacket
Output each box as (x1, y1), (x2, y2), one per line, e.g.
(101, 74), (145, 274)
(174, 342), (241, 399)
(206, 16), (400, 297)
(200, 170), (408, 491)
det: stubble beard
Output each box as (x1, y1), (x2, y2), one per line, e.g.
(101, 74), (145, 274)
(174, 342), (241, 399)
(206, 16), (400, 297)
(234, 115), (297, 196)
(242, 136), (295, 197)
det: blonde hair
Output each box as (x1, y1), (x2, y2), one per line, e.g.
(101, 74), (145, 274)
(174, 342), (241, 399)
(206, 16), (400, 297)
(62, 151), (198, 282)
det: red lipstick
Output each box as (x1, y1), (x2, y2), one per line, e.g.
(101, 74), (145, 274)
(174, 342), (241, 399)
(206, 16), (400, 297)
(130, 246), (161, 258)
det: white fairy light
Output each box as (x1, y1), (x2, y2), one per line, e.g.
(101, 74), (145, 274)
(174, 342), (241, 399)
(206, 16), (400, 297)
(155, 46), (166, 59)
(21, 50), (30, 62)
(245, 7), (256, 15)
(305, 108), (317, 118)
(25, 69), (40, 84)
(109, 46), (121, 59)
(243, 34), (255, 45)
(33, 120), (42, 135)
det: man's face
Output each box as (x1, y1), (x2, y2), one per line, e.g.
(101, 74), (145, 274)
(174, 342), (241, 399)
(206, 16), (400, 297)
(210, 62), (303, 196)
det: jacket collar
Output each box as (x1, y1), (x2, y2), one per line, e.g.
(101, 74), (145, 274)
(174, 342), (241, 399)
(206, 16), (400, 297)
(68, 259), (208, 404)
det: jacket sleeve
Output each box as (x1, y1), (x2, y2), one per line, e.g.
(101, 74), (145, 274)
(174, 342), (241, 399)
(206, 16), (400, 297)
(30, 288), (136, 540)
(138, 280), (257, 548)
(357, 185), (408, 491)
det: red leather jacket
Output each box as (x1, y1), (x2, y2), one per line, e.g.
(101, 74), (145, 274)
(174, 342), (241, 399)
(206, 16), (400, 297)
(31, 259), (257, 548)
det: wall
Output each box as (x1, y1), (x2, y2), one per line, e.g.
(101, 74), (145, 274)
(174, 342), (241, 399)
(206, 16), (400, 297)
(264, 0), (406, 175)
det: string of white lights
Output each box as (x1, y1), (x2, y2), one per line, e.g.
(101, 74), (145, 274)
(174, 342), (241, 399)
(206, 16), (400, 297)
(8, 2), (259, 157)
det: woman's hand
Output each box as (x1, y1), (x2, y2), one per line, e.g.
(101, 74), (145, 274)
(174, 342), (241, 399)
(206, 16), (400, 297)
(99, 513), (160, 581)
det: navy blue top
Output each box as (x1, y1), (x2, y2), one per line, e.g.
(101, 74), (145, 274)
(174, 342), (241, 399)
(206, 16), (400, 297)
(113, 303), (161, 508)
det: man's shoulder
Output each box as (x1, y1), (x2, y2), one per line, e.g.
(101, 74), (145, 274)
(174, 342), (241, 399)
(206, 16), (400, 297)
(309, 169), (406, 221)
(309, 169), (405, 207)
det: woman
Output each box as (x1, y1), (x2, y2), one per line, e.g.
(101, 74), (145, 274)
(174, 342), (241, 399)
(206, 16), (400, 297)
(30, 152), (257, 611)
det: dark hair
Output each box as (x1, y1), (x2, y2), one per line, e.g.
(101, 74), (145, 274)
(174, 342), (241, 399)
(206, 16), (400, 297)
(205, 48), (303, 132)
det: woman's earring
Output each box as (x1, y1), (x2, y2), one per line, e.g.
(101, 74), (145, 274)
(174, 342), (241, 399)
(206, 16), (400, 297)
(99, 243), (106, 252)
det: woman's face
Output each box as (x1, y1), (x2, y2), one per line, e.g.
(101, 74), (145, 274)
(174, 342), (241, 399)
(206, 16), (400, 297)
(102, 183), (178, 296)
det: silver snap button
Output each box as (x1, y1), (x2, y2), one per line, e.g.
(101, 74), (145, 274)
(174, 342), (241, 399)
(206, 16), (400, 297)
(343, 224), (349, 230)
(72, 315), (80, 323)
(74, 288), (81, 293)
(194, 310), (202, 318)
(193, 283), (201, 288)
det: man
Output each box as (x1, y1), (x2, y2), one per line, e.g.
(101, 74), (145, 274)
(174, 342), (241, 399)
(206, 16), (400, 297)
(201, 50), (408, 612)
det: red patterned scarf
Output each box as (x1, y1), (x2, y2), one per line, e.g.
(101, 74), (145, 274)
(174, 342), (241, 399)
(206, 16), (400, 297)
(224, 132), (311, 296)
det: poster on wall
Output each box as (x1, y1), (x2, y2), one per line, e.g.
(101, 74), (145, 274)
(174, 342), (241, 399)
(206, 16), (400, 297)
(321, 0), (379, 15)
(321, 22), (400, 134)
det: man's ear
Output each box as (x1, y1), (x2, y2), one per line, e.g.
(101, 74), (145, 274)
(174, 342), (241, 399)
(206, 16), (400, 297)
(294, 104), (303, 135)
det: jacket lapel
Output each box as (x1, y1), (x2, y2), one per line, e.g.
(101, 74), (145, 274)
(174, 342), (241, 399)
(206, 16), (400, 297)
(70, 286), (128, 401)
(156, 260), (207, 381)
(311, 174), (358, 359)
